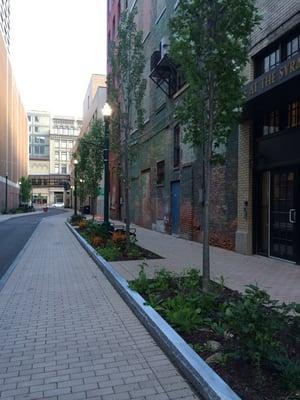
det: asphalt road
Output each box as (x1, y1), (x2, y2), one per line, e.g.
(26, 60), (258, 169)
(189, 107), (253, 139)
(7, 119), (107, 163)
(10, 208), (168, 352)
(0, 209), (67, 281)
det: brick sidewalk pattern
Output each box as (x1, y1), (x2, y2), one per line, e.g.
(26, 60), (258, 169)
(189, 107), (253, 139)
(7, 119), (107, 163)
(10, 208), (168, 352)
(0, 214), (199, 400)
(108, 221), (300, 304)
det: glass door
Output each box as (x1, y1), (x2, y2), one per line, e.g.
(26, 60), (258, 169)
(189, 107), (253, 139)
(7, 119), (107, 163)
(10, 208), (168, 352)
(270, 169), (297, 261)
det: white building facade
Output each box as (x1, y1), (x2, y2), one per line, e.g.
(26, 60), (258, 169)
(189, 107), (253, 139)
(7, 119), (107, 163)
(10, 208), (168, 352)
(28, 111), (82, 207)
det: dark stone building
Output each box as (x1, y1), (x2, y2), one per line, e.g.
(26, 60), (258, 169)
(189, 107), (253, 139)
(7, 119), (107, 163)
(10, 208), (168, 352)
(237, 0), (300, 264)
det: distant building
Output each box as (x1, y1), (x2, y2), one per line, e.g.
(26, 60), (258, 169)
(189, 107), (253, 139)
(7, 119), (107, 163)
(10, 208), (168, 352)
(0, 4), (28, 211)
(81, 74), (106, 136)
(28, 111), (82, 207)
(77, 74), (106, 215)
(0, 0), (10, 50)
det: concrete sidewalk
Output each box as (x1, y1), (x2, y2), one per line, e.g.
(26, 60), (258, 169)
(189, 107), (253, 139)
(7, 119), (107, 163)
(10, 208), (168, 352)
(0, 213), (198, 400)
(109, 222), (300, 304)
(0, 210), (43, 223)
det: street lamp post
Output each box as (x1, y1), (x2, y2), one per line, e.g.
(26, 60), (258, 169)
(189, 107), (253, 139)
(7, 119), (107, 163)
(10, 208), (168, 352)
(18, 180), (22, 207)
(70, 185), (74, 209)
(73, 159), (79, 216)
(102, 103), (112, 230)
(4, 174), (8, 213)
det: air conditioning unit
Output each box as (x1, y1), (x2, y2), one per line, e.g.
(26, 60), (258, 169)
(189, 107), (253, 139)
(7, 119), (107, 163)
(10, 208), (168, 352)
(160, 36), (170, 59)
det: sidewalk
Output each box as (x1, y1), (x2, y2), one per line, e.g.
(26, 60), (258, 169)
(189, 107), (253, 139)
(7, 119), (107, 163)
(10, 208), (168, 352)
(109, 222), (300, 304)
(0, 213), (198, 400)
(0, 210), (43, 223)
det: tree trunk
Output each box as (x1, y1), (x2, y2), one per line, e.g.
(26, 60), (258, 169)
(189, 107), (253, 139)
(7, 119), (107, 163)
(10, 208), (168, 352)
(202, 139), (211, 292)
(123, 135), (131, 248)
(92, 196), (95, 221)
(202, 81), (214, 292)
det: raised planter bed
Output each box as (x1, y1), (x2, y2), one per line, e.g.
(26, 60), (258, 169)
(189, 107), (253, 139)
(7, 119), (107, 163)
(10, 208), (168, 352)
(70, 217), (162, 261)
(66, 221), (242, 400)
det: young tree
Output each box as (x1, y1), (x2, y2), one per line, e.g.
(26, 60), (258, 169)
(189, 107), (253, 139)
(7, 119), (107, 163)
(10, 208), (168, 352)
(109, 6), (146, 244)
(76, 119), (104, 219)
(19, 176), (32, 204)
(170, 0), (259, 291)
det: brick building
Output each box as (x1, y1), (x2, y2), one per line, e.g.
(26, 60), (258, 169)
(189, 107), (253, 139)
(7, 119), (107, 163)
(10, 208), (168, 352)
(0, 1), (28, 211)
(107, 0), (238, 249)
(238, 0), (300, 263)
(108, 0), (300, 264)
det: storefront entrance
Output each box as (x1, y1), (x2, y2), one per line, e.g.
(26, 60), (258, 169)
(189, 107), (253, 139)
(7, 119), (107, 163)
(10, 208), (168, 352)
(257, 168), (299, 262)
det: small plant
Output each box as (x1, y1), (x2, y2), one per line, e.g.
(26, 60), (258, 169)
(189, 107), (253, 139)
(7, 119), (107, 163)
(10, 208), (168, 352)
(152, 269), (174, 292)
(91, 235), (106, 248)
(126, 244), (143, 259)
(70, 214), (85, 225)
(98, 245), (122, 261)
(163, 295), (203, 333)
(129, 263), (149, 294)
(78, 219), (88, 230)
(222, 284), (300, 389)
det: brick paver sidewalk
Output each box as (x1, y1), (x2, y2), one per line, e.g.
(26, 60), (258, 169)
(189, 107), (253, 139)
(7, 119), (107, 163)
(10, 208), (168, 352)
(0, 214), (198, 400)
(108, 221), (300, 304)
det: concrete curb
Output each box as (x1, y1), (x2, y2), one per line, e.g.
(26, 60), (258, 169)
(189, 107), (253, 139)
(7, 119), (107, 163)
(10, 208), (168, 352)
(66, 221), (241, 400)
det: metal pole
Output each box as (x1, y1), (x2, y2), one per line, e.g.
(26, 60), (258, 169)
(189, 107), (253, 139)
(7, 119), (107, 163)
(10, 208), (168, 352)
(74, 167), (78, 216)
(103, 117), (110, 228)
(5, 175), (8, 213)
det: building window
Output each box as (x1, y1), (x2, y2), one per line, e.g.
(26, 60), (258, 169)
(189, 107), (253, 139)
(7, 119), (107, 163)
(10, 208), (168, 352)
(287, 35), (300, 59)
(61, 151), (67, 161)
(34, 116), (39, 122)
(67, 140), (73, 149)
(61, 140), (67, 148)
(55, 140), (59, 148)
(263, 49), (280, 73)
(27, 115), (31, 121)
(174, 124), (181, 167)
(35, 126), (39, 132)
(35, 136), (45, 144)
(54, 164), (59, 174)
(288, 101), (300, 128)
(156, 161), (165, 185)
(263, 110), (280, 136)
(55, 151), (59, 161)
(61, 164), (67, 174)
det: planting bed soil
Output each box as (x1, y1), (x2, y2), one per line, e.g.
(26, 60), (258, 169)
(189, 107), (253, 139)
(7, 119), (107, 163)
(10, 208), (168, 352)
(72, 218), (162, 261)
(130, 267), (300, 400)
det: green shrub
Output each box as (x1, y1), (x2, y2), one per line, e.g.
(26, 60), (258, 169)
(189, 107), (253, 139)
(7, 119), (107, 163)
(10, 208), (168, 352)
(98, 245), (121, 261)
(129, 263), (149, 293)
(70, 214), (85, 225)
(151, 268), (174, 292)
(86, 222), (111, 241)
(162, 295), (203, 333)
(223, 284), (300, 390)
(126, 244), (143, 259)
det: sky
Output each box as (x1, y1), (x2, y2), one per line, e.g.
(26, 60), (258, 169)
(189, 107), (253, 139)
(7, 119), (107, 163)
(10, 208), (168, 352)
(10, 0), (107, 118)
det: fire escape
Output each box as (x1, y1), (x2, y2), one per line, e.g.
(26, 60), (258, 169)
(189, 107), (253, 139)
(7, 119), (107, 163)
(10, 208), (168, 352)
(149, 38), (183, 97)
